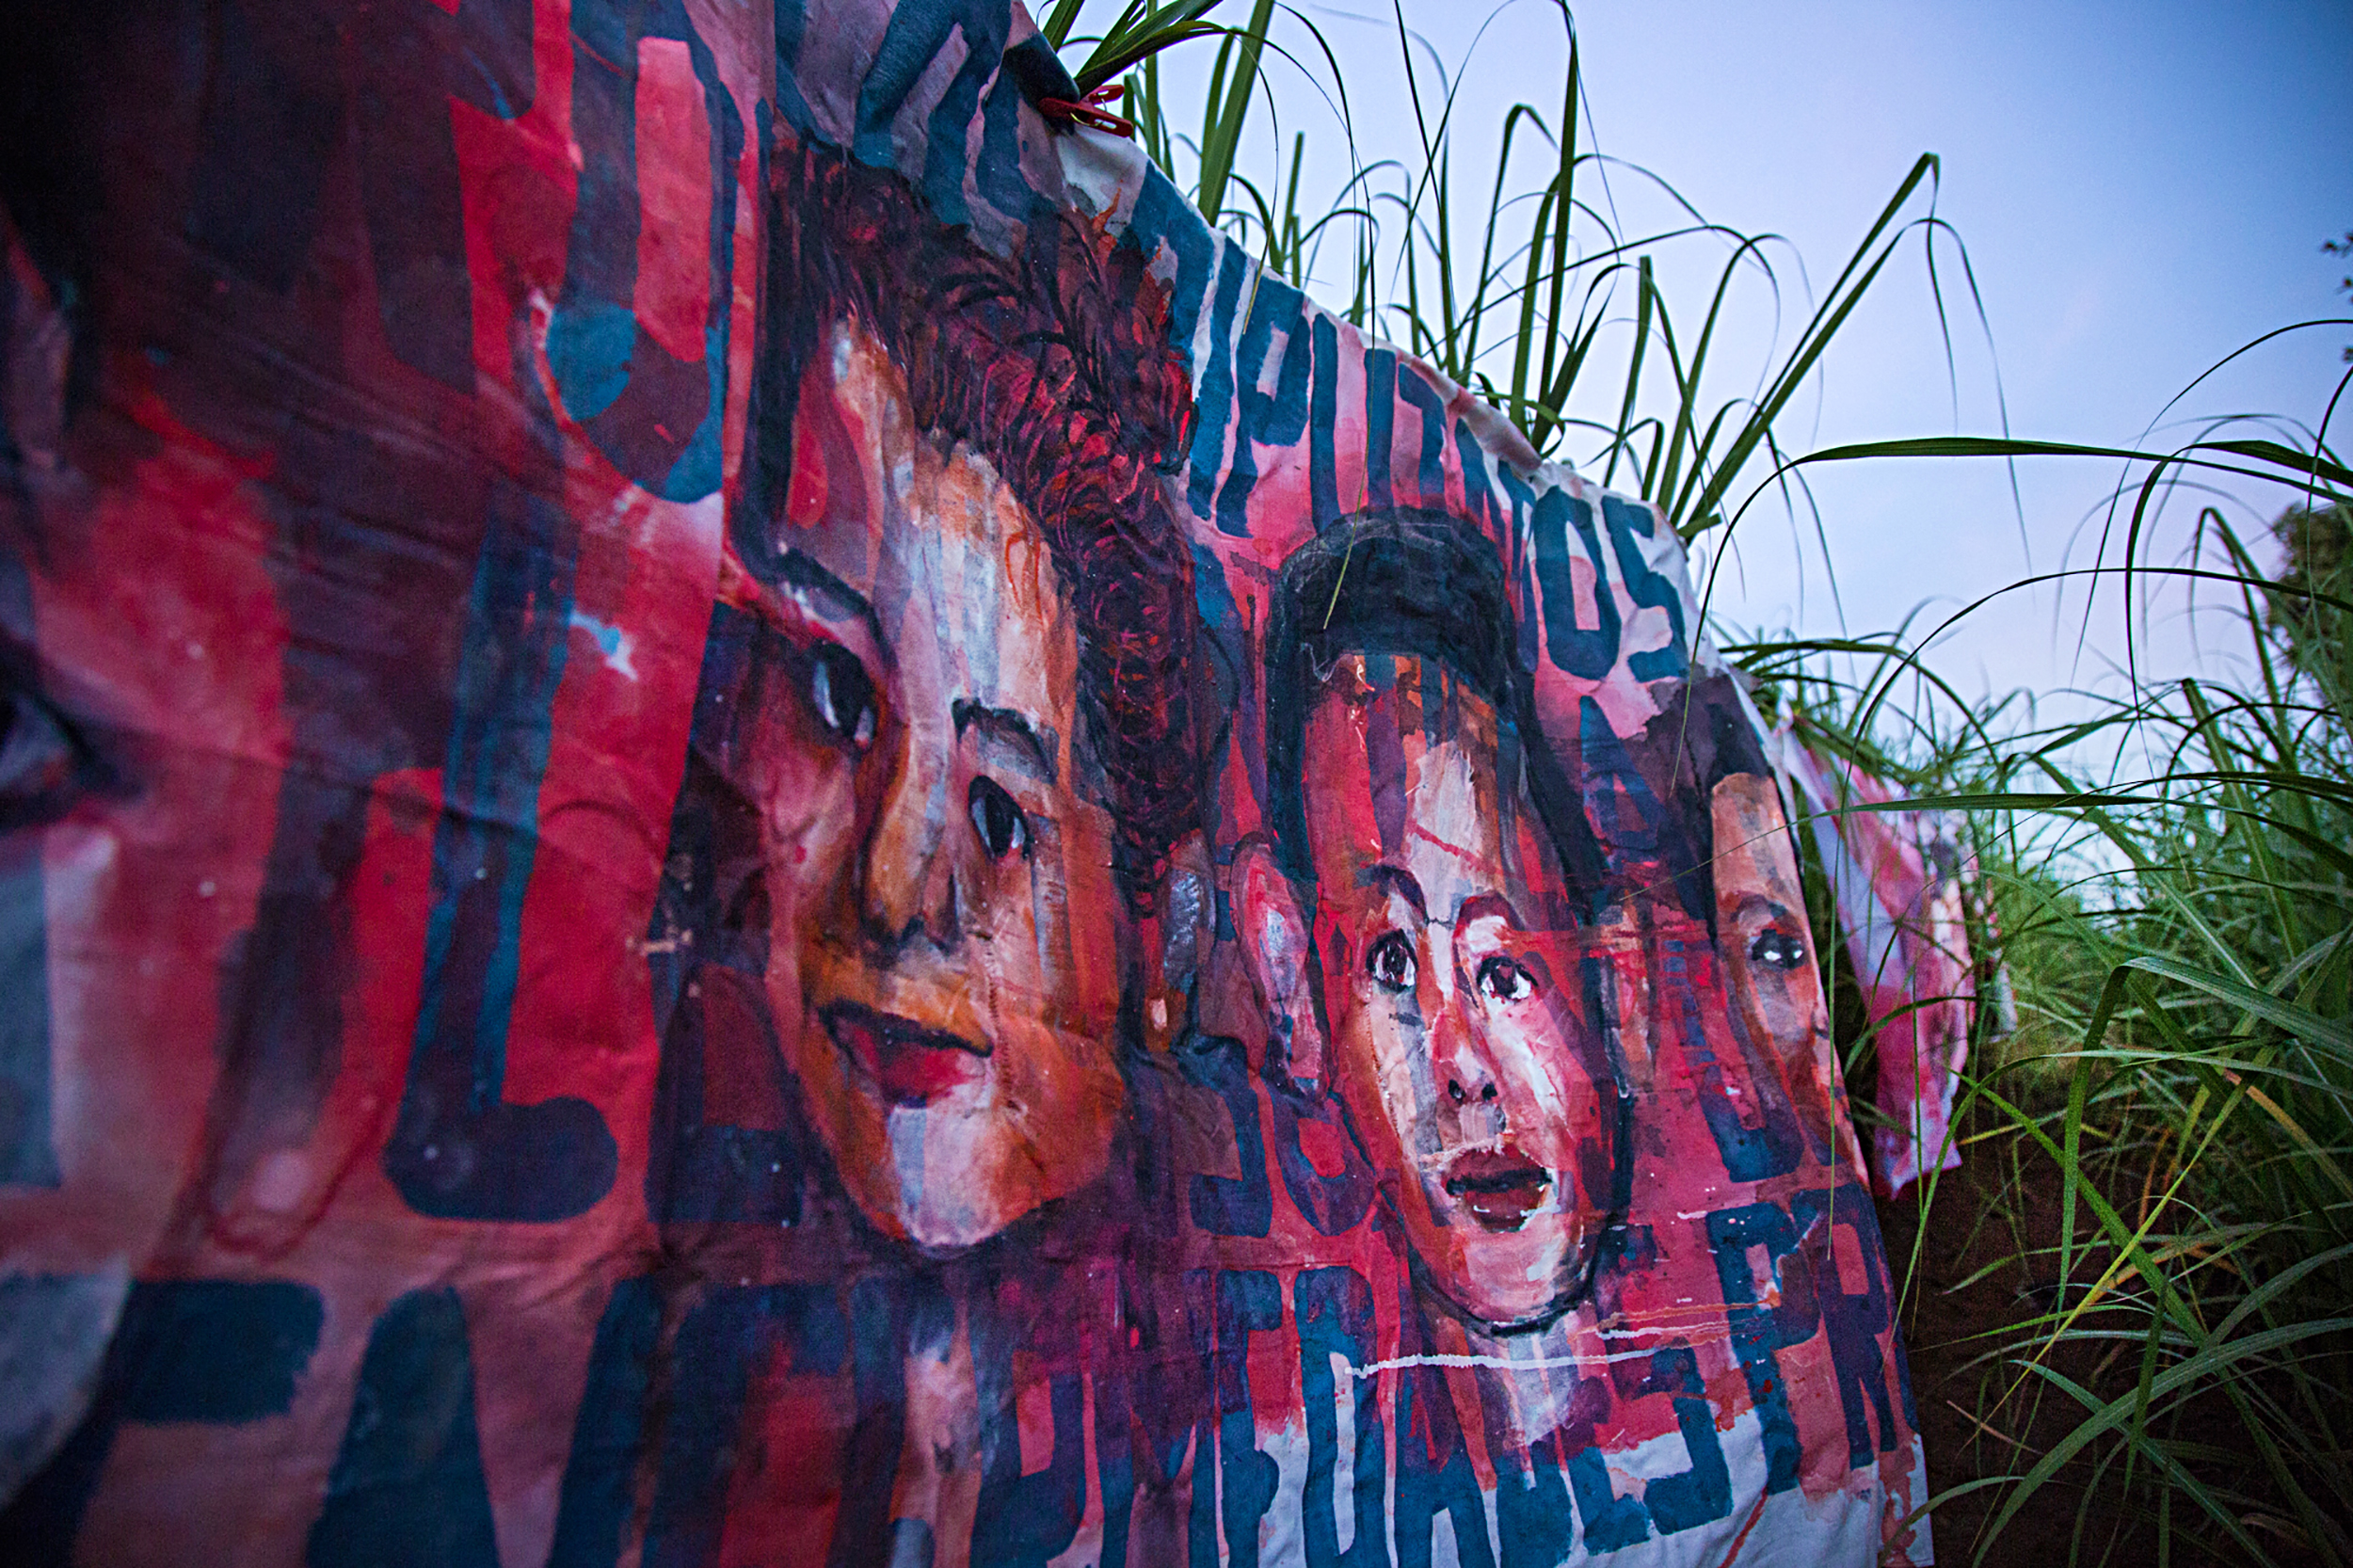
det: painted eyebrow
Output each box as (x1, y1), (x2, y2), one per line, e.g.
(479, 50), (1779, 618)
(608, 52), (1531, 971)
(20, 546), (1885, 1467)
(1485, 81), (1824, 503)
(1355, 863), (1428, 918)
(1454, 891), (1524, 931)
(1735, 892), (1801, 925)
(952, 698), (1059, 785)
(776, 548), (884, 650)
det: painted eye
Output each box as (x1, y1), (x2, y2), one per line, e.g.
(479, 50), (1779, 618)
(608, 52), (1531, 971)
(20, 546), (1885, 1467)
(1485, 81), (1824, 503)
(0, 672), (88, 832)
(968, 776), (1028, 860)
(1749, 930), (1809, 971)
(1476, 955), (1534, 1003)
(808, 645), (876, 748)
(1366, 932), (1416, 993)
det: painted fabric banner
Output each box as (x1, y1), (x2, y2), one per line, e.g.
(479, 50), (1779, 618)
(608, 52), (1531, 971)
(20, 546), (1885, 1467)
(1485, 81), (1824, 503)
(1778, 739), (1984, 1200)
(0, 2), (1929, 1564)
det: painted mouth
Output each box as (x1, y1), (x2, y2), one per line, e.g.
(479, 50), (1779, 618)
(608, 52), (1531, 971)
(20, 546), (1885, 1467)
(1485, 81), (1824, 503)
(820, 1002), (990, 1107)
(1443, 1147), (1553, 1233)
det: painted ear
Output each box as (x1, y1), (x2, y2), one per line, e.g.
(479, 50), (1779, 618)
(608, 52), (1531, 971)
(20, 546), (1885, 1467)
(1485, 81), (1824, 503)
(1143, 830), (1214, 1053)
(1159, 830), (1214, 997)
(1234, 837), (1327, 1092)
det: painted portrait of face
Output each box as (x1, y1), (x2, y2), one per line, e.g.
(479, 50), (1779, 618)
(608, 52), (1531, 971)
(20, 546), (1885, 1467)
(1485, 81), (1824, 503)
(1635, 674), (1849, 1172)
(1241, 512), (1624, 1332)
(1711, 770), (1845, 1166)
(699, 151), (1198, 1255)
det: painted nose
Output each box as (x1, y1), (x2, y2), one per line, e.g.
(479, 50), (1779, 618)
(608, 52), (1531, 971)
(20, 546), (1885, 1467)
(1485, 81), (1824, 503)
(1430, 961), (1506, 1139)
(858, 728), (958, 952)
(1447, 1069), (1499, 1106)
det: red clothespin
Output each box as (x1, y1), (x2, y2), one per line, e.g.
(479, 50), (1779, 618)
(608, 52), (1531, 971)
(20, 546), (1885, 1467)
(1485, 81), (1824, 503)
(1038, 82), (1137, 139)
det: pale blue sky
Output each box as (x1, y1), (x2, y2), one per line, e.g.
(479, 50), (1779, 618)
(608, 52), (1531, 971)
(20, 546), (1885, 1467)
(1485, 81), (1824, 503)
(1149, 0), (2353, 717)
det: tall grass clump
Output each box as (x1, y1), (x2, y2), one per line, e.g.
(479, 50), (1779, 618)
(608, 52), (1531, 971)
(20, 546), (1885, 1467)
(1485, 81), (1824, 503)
(1049, 0), (1975, 542)
(1045, 4), (2353, 1560)
(1744, 471), (2352, 1561)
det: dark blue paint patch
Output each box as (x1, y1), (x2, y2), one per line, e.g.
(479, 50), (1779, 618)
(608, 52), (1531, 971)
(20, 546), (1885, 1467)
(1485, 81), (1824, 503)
(1516, 1368), (1649, 1555)
(1394, 365), (1448, 505)
(306, 1288), (500, 1568)
(848, 0), (1028, 227)
(547, 0), (743, 499)
(1123, 168), (1218, 381)
(1531, 490), (1619, 680)
(1601, 496), (1689, 680)
(1181, 1270), (1221, 1568)
(1180, 1034), (1273, 1238)
(1214, 1272), (1283, 1568)
(1494, 464), (1542, 679)
(1309, 314), (1339, 530)
(1609, 1347), (1731, 1535)
(972, 61), (1033, 224)
(1575, 696), (1663, 864)
(1563, 1455), (1650, 1553)
(1092, 1339), (1139, 1568)
(116, 1280), (323, 1423)
(0, 516), (53, 1185)
(973, 1304), (1087, 1568)
(1187, 253), (1247, 523)
(1190, 540), (1240, 638)
(829, 1277), (920, 1568)
(0, 1278), (324, 1559)
(1795, 1184), (1904, 1469)
(1562, 1443), (1649, 1552)
(547, 305), (632, 424)
(1492, 1432), (1573, 1568)
(1364, 348), (1398, 513)
(1295, 1268), (1388, 1568)
(1705, 1199), (1819, 1495)
(774, 0), (817, 136)
(545, 1277), (663, 1568)
(1455, 419), (1493, 540)
(1391, 1356), (1496, 1568)
(384, 483), (616, 1222)
(1214, 273), (1311, 538)
(0, 842), (54, 1189)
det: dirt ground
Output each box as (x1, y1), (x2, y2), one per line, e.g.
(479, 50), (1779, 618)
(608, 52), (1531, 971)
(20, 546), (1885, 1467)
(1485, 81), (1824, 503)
(1878, 1146), (2325, 1568)
(1878, 1155), (2131, 1567)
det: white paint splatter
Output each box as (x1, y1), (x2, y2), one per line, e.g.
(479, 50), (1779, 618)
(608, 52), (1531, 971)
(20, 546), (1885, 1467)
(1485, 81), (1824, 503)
(568, 611), (638, 680)
(1347, 1347), (1661, 1378)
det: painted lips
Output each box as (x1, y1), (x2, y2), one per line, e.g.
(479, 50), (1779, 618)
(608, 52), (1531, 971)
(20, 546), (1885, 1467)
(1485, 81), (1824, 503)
(821, 1002), (990, 1105)
(1443, 1147), (1553, 1232)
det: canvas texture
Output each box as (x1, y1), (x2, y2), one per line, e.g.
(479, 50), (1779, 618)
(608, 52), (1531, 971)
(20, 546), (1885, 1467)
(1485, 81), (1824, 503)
(0, 2), (1931, 1562)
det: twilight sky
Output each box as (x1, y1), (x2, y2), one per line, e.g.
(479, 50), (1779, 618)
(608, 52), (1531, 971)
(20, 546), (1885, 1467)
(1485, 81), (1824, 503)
(1147, 0), (2353, 719)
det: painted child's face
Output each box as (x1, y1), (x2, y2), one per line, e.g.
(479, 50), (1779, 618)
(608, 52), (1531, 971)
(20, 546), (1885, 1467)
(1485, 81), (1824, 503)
(733, 319), (1126, 1253)
(1297, 653), (1617, 1330)
(1710, 772), (1845, 1169)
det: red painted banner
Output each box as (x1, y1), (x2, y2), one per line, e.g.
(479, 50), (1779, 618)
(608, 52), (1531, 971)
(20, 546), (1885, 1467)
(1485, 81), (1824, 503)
(0, 3), (1930, 1562)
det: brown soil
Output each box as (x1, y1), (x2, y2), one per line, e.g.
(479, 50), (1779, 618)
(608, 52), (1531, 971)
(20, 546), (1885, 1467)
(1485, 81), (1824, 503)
(1877, 1136), (2329, 1568)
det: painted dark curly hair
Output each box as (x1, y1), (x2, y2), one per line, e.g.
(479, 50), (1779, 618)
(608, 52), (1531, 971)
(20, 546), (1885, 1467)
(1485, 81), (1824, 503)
(739, 143), (1201, 906)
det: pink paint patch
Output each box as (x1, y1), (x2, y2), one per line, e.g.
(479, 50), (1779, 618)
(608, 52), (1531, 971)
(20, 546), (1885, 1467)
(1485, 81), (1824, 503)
(633, 38), (712, 366)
